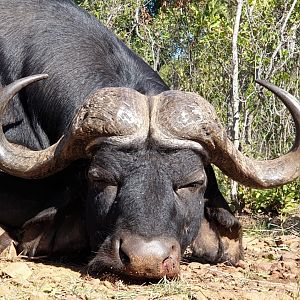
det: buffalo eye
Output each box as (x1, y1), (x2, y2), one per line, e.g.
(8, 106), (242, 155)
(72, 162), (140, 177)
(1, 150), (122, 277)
(181, 181), (204, 189)
(87, 167), (117, 189)
(87, 168), (118, 205)
(174, 178), (206, 198)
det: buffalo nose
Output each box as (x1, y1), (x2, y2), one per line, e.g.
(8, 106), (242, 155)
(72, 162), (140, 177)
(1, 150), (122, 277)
(118, 235), (181, 279)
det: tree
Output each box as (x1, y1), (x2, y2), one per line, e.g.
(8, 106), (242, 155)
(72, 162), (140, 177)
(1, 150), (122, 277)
(230, 0), (244, 210)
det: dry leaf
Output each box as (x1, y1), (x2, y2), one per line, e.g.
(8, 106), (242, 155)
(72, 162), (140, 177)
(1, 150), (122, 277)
(2, 262), (33, 280)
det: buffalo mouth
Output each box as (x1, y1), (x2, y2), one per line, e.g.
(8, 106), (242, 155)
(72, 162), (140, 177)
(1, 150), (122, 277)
(87, 234), (181, 279)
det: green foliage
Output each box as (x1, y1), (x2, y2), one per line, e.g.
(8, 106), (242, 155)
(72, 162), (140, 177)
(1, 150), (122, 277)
(240, 181), (300, 215)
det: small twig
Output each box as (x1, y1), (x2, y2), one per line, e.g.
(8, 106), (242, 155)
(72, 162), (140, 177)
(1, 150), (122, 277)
(266, 0), (298, 79)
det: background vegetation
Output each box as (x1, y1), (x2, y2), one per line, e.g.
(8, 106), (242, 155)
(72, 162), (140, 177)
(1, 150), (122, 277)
(76, 0), (300, 215)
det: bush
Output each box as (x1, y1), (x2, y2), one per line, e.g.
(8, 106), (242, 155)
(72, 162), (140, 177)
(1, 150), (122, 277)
(239, 180), (300, 215)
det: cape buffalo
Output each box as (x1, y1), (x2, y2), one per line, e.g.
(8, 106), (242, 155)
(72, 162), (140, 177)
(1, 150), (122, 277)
(0, 0), (299, 279)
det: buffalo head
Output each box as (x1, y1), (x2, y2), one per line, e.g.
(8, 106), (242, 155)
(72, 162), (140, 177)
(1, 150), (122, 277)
(0, 74), (300, 278)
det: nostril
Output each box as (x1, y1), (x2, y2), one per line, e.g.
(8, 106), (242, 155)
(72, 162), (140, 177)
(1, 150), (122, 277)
(119, 239), (130, 265)
(119, 247), (130, 265)
(162, 256), (178, 274)
(170, 243), (179, 255)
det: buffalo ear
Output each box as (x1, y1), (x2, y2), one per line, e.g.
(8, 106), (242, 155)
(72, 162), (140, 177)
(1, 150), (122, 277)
(205, 207), (241, 229)
(191, 207), (243, 266)
(17, 207), (58, 257)
(22, 207), (58, 227)
(51, 208), (88, 257)
(18, 206), (88, 259)
(216, 218), (243, 265)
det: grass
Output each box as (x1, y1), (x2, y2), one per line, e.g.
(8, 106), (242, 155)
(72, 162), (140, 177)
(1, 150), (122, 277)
(242, 208), (300, 239)
(111, 277), (194, 300)
(1, 207), (299, 299)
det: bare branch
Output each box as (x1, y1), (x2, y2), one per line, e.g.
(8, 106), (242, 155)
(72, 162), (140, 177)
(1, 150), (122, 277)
(105, 4), (126, 27)
(266, 0), (298, 79)
(232, 0), (244, 149)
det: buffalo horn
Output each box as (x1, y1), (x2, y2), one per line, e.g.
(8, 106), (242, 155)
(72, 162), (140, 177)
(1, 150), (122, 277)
(0, 75), (149, 179)
(151, 81), (300, 188)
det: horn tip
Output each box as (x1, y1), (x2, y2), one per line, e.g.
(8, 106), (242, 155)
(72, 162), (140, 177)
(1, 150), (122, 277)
(34, 73), (49, 80)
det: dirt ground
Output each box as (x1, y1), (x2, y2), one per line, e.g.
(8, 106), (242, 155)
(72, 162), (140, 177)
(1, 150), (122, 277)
(0, 209), (299, 300)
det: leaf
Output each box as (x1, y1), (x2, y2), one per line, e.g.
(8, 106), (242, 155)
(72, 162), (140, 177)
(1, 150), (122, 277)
(2, 262), (32, 280)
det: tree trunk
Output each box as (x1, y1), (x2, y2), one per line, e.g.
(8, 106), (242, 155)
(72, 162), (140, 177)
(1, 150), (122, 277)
(231, 0), (244, 212)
